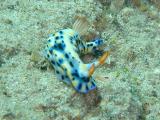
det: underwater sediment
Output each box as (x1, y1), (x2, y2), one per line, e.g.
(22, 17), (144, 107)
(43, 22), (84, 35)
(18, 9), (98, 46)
(0, 0), (160, 119)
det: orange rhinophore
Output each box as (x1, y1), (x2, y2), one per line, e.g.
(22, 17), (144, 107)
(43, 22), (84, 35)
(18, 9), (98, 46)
(99, 51), (110, 65)
(89, 64), (95, 77)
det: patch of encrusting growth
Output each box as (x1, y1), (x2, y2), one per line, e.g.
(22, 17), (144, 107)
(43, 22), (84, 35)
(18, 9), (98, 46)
(83, 88), (102, 109)
(28, 50), (51, 71)
(98, 0), (111, 7)
(0, 44), (20, 67)
(2, 113), (16, 120)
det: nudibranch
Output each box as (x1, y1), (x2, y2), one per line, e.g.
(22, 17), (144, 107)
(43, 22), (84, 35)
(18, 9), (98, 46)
(43, 16), (110, 93)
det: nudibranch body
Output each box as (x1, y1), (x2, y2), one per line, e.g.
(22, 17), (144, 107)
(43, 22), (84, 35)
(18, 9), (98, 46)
(44, 17), (109, 93)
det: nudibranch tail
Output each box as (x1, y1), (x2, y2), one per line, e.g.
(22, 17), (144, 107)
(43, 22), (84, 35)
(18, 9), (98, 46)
(72, 77), (96, 94)
(73, 16), (89, 36)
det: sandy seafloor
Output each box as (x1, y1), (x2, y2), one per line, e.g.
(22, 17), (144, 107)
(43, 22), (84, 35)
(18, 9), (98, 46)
(0, 0), (160, 120)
